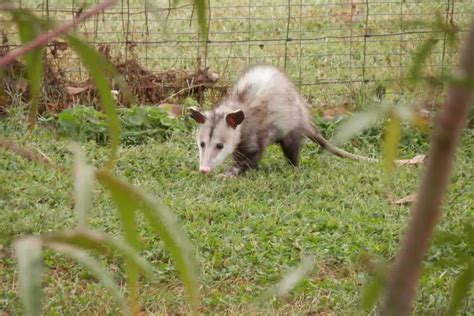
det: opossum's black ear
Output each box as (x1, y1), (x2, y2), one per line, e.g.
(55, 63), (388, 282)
(225, 109), (245, 129)
(189, 107), (206, 124)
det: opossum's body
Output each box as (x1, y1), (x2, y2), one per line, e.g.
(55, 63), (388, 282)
(190, 64), (374, 176)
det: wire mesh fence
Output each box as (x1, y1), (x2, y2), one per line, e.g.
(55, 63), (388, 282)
(1, 0), (473, 107)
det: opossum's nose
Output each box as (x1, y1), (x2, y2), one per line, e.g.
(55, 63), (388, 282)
(200, 166), (211, 174)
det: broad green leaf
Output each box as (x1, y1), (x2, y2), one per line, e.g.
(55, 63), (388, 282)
(360, 271), (387, 312)
(447, 260), (474, 315)
(332, 104), (389, 145)
(408, 37), (439, 84)
(68, 143), (95, 227)
(432, 11), (459, 47)
(42, 228), (154, 278)
(96, 170), (200, 312)
(359, 256), (389, 312)
(58, 110), (75, 122)
(10, 9), (44, 130)
(403, 13), (458, 86)
(64, 35), (121, 170)
(381, 114), (402, 183)
(14, 237), (43, 316)
(45, 242), (132, 316)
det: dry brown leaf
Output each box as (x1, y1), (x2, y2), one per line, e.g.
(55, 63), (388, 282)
(319, 103), (351, 119)
(159, 103), (183, 118)
(394, 193), (417, 205)
(66, 86), (89, 96)
(15, 79), (28, 92)
(395, 154), (426, 166)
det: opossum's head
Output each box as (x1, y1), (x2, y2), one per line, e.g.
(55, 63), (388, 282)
(189, 107), (245, 173)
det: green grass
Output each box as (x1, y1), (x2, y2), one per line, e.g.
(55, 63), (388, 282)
(1, 109), (472, 314)
(1, 1), (473, 314)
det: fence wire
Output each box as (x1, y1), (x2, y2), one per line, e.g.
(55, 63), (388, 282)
(1, 0), (473, 107)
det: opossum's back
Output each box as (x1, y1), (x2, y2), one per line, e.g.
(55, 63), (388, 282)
(234, 65), (294, 101)
(235, 65), (306, 113)
(235, 65), (311, 134)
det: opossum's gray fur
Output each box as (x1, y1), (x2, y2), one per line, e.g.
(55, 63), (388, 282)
(190, 64), (374, 176)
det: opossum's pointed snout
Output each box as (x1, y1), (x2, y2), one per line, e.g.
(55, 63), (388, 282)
(200, 166), (211, 174)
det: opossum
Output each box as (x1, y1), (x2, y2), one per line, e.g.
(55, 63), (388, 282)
(189, 64), (375, 176)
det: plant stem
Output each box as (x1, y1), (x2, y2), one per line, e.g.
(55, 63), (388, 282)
(380, 21), (474, 315)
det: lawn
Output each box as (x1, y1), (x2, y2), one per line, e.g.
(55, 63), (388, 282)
(0, 107), (472, 314)
(1, 0), (473, 314)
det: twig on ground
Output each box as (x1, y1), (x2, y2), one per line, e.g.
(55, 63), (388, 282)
(158, 83), (207, 104)
(0, 137), (69, 174)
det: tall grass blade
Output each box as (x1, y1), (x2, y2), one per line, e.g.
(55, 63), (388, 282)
(273, 256), (314, 298)
(10, 9), (44, 130)
(194, 0), (208, 38)
(96, 170), (200, 312)
(14, 237), (43, 316)
(46, 242), (132, 316)
(64, 35), (121, 170)
(93, 168), (141, 314)
(6, 10), (127, 170)
(171, 0), (207, 38)
(42, 228), (154, 278)
(69, 143), (95, 226)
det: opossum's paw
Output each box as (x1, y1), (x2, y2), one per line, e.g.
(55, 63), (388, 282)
(217, 173), (237, 179)
(221, 167), (241, 178)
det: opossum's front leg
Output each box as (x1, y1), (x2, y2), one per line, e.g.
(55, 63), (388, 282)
(227, 149), (263, 177)
(224, 166), (242, 178)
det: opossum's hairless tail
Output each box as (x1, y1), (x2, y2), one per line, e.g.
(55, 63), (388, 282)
(306, 126), (377, 162)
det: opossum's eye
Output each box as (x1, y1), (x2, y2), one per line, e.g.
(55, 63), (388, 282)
(200, 142), (205, 148)
(216, 143), (224, 150)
